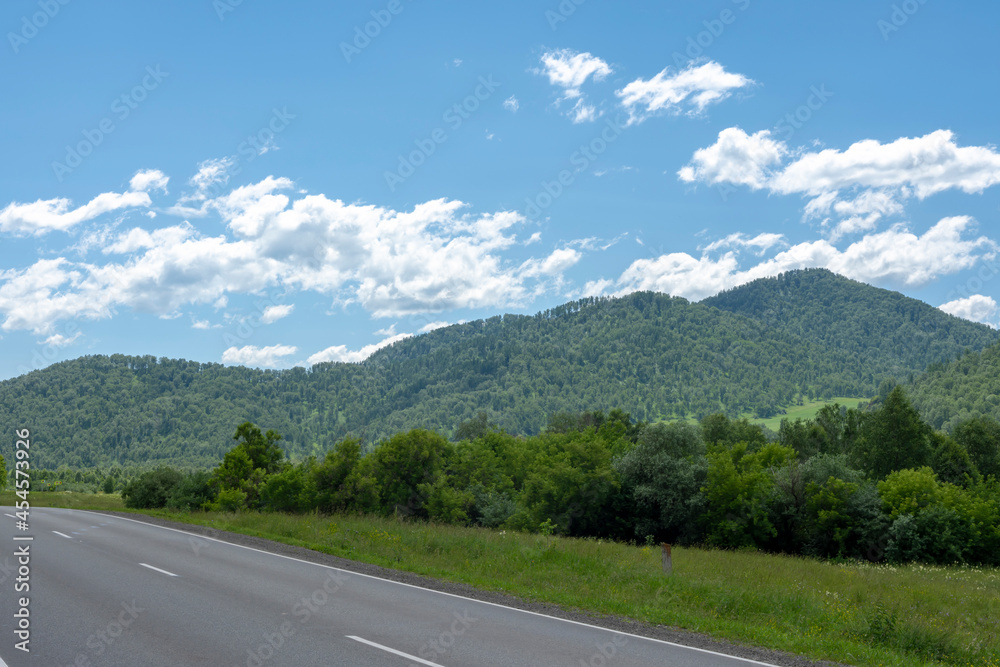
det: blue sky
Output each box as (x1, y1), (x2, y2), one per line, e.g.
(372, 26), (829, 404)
(2, 0), (999, 379)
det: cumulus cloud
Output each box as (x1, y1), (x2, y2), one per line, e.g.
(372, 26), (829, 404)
(0, 190), (152, 236)
(419, 321), (452, 333)
(939, 294), (998, 327)
(770, 130), (1000, 198)
(702, 232), (786, 254)
(0, 174), (585, 335)
(519, 248), (581, 278)
(43, 332), (82, 347)
(307, 332), (412, 365)
(261, 304), (294, 324)
(129, 169), (169, 193)
(678, 128), (787, 189)
(535, 49), (612, 123)
(604, 217), (997, 301)
(222, 344), (298, 368)
(536, 49), (612, 93)
(503, 95), (519, 113)
(681, 129), (1000, 238)
(617, 61), (753, 124)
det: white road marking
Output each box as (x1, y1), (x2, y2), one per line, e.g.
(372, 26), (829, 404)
(0, 652), (8, 666)
(80, 509), (782, 667)
(347, 636), (444, 666)
(4, 513), (15, 519)
(53, 531), (73, 539)
(140, 563), (179, 577)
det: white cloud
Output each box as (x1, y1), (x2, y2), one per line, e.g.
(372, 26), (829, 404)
(519, 247), (581, 278)
(535, 49), (612, 123)
(503, 95), (519, 113)
(0, 190), (152, 236)
(129, 169), (169, 193)
(939, 294), (998, 327)
(261, 304), (294, 324)
(677, 127), (786, 189)
(617, 61), (753, 124)
(0, 174), (586, 334)
(537, 49), (612, 92)
(605, 217), (996, 301)
(770, 130), (1000, 198)
(222, 344), (299, 368)
(703, 232), (786, 254)
(43, 332), (82, 347)
(307, 332), (412, 365)
(681, 129), (1000, 239)
(568, 100), (599, 124)
(419, 321), (451, 333)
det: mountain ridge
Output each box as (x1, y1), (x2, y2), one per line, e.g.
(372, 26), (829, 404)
(2, 269), (997, 468)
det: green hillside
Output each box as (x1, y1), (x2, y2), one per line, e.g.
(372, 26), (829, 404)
(1, 269), (996, 468)
(907, 340), (1000, 431)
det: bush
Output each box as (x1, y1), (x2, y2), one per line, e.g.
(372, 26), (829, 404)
(121, 467), (184, 509)
(166, 471), (215, 511)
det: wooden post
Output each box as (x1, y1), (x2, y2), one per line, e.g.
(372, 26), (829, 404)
(661, 543), (672, 575)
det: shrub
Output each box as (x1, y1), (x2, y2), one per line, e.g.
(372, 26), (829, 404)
(121, 467), (184, 509)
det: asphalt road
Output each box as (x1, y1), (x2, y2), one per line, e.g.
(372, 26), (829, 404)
(0, 507), (784, 666)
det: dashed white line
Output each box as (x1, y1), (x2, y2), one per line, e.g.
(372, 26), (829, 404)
(140, 563), (178, 577)
(347, 636), (444, 666)
(53, 531), (73, 539)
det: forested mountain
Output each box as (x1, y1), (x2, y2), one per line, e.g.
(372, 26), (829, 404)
(907, 340), (1000, 431)
(1, 269), (996, 468)
(703, 269), (992, 381)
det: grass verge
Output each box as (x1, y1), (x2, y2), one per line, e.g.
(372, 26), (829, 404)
(7, 492), (999, 666)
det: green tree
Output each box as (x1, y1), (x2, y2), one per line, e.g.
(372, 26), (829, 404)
(209, 423), (287, 509)
(121, 467), (184, 509)
(615, 422), (707, 542)
(312, 437), (364, 513)
(366, 429), (452, 516)
(701, 442), (796, 548)
(231, 422), (285, 474)
(853, 386), (931, 479)
(953, 417), (1000, 480)
(0, 454), (6, 492)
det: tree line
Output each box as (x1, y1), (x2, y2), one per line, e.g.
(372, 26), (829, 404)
(115, 386), (1000, 566)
